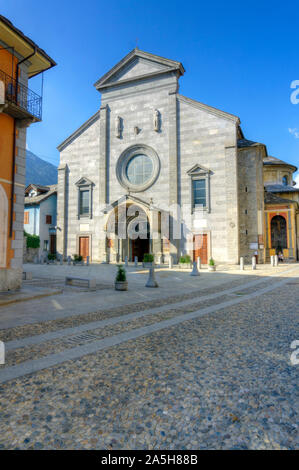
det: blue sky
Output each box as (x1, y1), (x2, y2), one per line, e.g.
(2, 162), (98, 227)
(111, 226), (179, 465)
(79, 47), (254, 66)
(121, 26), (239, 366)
(1, 0), (299, 181)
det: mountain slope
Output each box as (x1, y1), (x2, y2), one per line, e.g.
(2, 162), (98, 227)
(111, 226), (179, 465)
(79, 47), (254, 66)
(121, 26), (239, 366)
(26, 150), (58, 187)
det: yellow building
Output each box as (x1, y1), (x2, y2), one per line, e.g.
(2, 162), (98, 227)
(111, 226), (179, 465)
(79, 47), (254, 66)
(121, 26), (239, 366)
(263, 155), (299, 262)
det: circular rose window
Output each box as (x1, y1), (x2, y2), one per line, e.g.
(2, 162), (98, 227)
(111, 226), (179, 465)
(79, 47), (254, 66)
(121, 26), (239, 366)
(126, 154), (153, 185)
(116, 145), (160, 192)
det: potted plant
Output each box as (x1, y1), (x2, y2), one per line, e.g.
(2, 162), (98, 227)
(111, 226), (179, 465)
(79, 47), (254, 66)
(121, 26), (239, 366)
(47, 253), (56, 264)
(73, 254), (84, 266)
(208, 258), (216, 271)
(179, 255), (192, 269)
(115, 265), (128, 291)
(143, 253), (154, 268)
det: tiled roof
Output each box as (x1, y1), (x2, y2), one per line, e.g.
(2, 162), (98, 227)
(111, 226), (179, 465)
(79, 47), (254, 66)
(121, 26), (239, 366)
(24, 185), (57, 205)
(263, 155), (297, 171)
(237, 139), (263, 148)
(264, 183), (299, 193)
(264, 191), (296, 204)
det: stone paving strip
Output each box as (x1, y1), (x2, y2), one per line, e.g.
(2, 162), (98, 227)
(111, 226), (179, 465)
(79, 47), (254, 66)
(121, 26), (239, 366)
(0, 267), (295, 344)
(4, 273), (284, 352)
(4, 295), (234, 367)
(0, 271), (297, 385)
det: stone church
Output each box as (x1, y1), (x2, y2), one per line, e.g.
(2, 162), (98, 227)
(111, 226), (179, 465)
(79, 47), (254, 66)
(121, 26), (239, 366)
(57, 48), (282, 265)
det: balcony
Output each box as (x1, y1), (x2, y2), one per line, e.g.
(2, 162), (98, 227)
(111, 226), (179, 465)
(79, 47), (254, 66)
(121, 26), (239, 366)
(0, 68), (42, 122)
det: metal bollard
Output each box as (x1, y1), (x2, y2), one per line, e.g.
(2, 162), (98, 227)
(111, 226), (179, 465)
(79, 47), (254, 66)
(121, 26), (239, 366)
(67, 256), (71, 266)
(252, 256), (256, 270)
(134, 256), (138, 267)
(274, 255), (279, 267)
(169, 256), (173, 269)
(240, 257), (244, 270)
(125, 256), (128, 267)
(197, 256), (201, 271)
(86, 256), (90, 266)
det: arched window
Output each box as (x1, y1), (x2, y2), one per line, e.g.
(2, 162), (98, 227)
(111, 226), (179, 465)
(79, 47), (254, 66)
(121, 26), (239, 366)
(271, 215), (287, 251)
(0, 184), (8, 268)
(282, 175), (288, 186)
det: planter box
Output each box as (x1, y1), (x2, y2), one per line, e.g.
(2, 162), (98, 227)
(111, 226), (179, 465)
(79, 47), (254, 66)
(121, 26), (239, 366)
(143, 262), (154, 268)
(208, 265), (216, 271)
(115, 281), (128, 291)
(179, 263), (192, 269)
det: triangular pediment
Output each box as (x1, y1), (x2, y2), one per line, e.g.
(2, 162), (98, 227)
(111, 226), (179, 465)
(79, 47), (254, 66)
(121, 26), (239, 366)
(94, 49), (185, 90)
(75, 177), (94, 186)
(187, 164), (211, 175)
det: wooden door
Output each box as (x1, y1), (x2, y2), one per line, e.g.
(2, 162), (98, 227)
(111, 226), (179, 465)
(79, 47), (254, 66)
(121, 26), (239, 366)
(50, 234), (56, 255)
(193, 234), (208, 264)
(79, 237), (89, 261)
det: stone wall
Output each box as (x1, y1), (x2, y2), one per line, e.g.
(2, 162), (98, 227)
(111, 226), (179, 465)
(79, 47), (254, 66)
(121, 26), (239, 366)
(238, 145), (265, 263)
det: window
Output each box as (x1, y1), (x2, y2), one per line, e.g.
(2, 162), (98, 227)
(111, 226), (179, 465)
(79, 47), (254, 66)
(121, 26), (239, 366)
(192, 179), (206, 208)
(44, 240), (49, 251)
(116, 145), (160, 192)
(46, 215), (52, 224)
(282, 175), (288, 186)
(75, 177), (94, 219)
(79, 190), (90, 216)
(24, 211), (29, 224)
(126, 154), (153, 185)
(187, 164), (211, 213)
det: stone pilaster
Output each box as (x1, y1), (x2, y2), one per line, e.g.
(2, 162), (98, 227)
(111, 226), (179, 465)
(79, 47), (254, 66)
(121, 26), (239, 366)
(98, 105), (109, 261)
(57, 163), (68, 259)
(168, 92), (180, 262)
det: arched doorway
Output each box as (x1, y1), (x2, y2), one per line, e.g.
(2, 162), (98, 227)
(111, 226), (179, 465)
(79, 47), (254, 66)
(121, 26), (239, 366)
(105, 201), (151, 262)
(271, 215), (287, 252)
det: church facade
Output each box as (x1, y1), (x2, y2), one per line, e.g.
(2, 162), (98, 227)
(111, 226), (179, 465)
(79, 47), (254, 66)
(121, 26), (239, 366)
(57, 49), (267, 265)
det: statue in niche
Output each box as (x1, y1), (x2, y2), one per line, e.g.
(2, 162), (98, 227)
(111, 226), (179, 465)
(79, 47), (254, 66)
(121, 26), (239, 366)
(115, 116), (122, 138)
(153, 109), (160, 132)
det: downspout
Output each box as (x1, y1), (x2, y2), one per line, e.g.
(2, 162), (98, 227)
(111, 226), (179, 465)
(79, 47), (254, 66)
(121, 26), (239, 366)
(10, 47), (37, 237)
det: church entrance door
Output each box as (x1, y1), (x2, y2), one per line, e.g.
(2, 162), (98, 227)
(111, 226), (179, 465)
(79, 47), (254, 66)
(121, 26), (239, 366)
(193, 234), (208, 264)
(132, 237), (150, 262)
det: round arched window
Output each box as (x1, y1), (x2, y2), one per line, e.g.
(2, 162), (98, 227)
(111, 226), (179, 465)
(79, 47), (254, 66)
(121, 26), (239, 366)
(282, 175), (288, 186)
(116, 145), (160, 192)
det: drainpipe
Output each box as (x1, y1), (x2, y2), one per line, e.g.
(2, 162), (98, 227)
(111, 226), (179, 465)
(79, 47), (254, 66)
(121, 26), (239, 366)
(15, 47), (36, 96)
(9, 48), (37, 237)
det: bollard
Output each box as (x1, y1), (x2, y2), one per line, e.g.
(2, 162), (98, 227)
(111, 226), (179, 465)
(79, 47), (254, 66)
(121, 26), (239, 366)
(270, 255), (274, 267)
(125, 256), (128, 267)
(169, 255), (173, 269)
(197, 256), (201, 271)
(0, 341), (5, 365)
(190, 261), (200, 276)
(86, 256), (90, 266)
(134, 256), (138, 267)
(157, 255), (162, 266)
(60, 255), (63, 265)
(274, 255), (278, 267)
(240, 257), (244, 270)
(252, 256), (256, 270)
(145, 266), (159, 287)
(67, 256), (71, 266)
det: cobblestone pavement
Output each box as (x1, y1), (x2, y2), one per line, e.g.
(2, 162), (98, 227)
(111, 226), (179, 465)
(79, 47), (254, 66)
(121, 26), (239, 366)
(0, 267), (298, 449)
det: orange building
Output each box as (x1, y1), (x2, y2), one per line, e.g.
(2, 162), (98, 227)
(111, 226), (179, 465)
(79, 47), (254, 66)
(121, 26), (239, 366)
(0, 15), (56, 291)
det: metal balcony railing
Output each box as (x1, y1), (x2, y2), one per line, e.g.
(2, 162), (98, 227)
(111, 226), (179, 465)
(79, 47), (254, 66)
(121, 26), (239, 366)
(0, 68), (42, 120)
